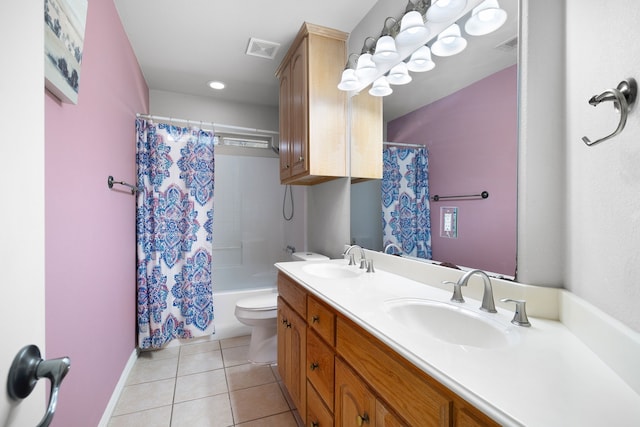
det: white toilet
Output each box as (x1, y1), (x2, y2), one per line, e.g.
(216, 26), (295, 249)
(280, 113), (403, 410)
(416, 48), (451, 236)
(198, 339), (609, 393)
(234, 251), (328, 364)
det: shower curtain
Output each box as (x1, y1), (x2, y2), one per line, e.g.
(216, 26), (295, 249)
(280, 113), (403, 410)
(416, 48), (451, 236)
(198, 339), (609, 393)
(381, 146), (432, 259)
(136, 119), (215, 349)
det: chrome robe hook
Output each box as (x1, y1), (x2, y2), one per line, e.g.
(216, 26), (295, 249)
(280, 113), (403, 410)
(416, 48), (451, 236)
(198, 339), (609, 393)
(582, 78), (637, 146)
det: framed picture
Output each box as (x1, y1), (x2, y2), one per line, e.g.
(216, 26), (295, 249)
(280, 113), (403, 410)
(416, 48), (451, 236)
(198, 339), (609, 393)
(44, 0), (88, 104)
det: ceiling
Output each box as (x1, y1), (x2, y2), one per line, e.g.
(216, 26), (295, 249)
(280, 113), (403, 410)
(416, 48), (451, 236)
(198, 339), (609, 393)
(114, 0), (518, 122)
(113, 0), (379, 108)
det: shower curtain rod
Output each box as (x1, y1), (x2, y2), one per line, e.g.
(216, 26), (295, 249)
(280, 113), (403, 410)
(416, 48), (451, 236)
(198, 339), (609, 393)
(136, 113), (279, 135)
(383, 141), (425, 148)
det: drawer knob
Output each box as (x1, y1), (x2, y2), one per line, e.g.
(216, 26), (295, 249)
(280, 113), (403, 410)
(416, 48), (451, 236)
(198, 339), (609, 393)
(356, 413), (370, 426)
(310, 362), (319, 371)
(310, 422), (319, 427)
(311, 315), (319, 323)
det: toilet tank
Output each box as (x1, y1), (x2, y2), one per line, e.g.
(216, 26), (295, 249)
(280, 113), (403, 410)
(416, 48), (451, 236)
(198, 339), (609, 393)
(291, 251), (329, 261)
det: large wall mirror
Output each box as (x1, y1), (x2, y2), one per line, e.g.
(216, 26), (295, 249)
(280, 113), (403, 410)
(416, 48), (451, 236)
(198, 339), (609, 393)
(350, 0), (519, 278)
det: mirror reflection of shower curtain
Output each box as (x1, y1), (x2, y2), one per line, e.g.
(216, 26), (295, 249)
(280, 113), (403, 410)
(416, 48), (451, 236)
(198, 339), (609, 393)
(135, 119), (215, 350)
(381, 146), (432, 259)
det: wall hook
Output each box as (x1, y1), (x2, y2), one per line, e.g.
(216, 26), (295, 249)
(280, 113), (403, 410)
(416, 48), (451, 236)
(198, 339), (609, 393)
(582, 78), (637, 146)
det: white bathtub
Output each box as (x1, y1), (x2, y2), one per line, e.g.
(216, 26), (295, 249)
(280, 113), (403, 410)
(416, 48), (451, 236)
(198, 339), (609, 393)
(211, 265), (278, 340)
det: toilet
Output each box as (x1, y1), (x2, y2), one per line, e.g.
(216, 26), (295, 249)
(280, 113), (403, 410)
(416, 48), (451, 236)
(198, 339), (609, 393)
(234, 251), (329, 364)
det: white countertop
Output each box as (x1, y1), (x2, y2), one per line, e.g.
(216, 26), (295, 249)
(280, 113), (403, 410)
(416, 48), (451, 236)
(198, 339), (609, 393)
(275, 258), (640, 427)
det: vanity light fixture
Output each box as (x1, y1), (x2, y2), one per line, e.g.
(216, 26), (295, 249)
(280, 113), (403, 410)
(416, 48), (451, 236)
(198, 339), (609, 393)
(464, 0), (507, 35)
(372, 18), (401, 64)
(387, 62), (413, 85)
(354, 37), (378, 80)
(207, 80), (225, 90)
(407, 45), (436, 72)
(431, 23), (467, 56)
(369, 76), (393, 97)
(426, 0), (468, 22)
(396, 5), (430, 47)
(338, 54), (361, 91)
(338, 0), (505, 96)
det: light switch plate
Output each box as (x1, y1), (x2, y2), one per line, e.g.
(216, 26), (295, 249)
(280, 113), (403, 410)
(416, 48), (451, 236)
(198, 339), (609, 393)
(440, 207), (458, 238)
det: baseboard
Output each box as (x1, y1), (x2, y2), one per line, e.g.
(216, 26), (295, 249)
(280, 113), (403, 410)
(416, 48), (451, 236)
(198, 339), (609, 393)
(97, 348), (138, 427)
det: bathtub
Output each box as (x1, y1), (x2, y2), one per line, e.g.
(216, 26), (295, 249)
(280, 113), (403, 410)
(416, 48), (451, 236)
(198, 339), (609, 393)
(211, 265), (278, 340)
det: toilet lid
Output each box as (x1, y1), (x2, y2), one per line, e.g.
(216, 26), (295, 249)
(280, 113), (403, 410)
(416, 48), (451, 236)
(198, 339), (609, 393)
(236, 294), (278, 311)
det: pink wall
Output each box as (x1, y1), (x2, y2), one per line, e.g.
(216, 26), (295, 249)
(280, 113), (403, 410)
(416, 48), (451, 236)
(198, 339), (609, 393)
(45, 0), (148, 425)
(387, 65), (517, 276)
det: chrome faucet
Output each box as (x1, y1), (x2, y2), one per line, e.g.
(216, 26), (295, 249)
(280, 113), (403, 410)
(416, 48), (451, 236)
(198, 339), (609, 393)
(343, 244), (366, 268)
(444, 269), (497, 313)
(383, 243), (402, 255)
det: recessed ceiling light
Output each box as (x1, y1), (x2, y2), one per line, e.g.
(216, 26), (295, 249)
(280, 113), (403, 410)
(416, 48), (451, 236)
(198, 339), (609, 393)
(208, 81), (225, 90)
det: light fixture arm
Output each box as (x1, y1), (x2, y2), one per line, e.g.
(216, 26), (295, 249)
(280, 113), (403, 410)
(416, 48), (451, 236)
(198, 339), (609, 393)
(360, 37), (377, 54)
(380, 17), (400, 38)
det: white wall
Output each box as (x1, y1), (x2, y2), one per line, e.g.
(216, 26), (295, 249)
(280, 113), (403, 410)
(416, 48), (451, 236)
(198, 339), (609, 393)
(150, 90), (308, 261)
(308, 178), (351, 258)
(564, 0), (640, 331)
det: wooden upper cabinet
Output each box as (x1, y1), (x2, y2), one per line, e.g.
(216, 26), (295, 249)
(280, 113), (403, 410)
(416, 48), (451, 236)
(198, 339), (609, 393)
(350, 91), (383, 182)
(276, 22), (348, 185)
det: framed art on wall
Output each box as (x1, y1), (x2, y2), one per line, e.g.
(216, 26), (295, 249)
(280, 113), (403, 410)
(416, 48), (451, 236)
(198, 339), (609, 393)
(44, 0), (88, 104)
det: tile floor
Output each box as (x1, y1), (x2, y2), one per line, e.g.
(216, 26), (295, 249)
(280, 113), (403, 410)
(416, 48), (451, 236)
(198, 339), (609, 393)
(108, 336), (303, 427)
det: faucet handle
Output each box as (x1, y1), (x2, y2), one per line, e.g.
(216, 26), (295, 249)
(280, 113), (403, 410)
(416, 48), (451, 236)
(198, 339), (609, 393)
(443, 280), (465, 303)
(500, 298), (531, 327)
(366, 259), (375, 273)
(348, 253), (357, 266)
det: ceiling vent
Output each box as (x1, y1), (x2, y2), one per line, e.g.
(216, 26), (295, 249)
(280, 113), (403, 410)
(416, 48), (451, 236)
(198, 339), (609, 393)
(495, 36), (518, 52)
(246, 38), (281, 60)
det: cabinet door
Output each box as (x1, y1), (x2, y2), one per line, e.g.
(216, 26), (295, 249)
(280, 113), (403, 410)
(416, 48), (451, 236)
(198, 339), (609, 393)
(278, 299), (307, 421)
(289, 39), (308, 178)
(279, 63), (292, 180)
(375, 400), (407, 427)
(335, 358), (376, 427)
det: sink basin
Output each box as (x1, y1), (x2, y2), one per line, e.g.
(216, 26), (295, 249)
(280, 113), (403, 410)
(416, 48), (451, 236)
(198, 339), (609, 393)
(383, 298), (517, 349)
(301, 263), (362, 279)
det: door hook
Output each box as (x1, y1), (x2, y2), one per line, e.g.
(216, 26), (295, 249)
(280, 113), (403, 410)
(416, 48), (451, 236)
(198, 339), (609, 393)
(582, 78), (637, 146)
(7, 345), (71, 427)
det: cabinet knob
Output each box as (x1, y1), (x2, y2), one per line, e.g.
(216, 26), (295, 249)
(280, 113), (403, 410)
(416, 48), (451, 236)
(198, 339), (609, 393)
(356, 413), (370, 426)
(310, 422), (319, 427)
(281, 317), (288, 325)
(299, 156), (304, 162)
(286, 164), (290, 169)
(286, 321), (292, 328)
(311, 315), (319, 323)
(310, 362), (319, 371)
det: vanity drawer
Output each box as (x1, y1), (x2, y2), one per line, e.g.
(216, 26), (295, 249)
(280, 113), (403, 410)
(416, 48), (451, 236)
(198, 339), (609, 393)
(278, 272), (307, 317)
(307, 380), (334, 427)
(306, 328), (335, 411)
(307, 295), (336, 345)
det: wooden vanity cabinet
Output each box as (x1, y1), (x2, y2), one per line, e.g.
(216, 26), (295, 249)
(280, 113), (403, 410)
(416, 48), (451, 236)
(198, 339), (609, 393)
(276, 22), (348, 185)
(277, 271), (498, 427)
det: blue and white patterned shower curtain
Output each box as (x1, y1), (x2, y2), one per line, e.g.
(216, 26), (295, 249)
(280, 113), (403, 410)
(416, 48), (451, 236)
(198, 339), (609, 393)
(382, 146), (432, 259)
(135, 119), (215, 349)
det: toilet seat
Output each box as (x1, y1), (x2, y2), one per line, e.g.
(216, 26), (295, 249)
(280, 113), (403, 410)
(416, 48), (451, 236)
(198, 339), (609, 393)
(236, 294), (277, 311)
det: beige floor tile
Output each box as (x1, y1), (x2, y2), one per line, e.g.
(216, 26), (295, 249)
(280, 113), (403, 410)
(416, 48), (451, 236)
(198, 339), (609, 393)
(230, 382), (290, 424)
(107, 405), (172, 427)
(137, 346), (180, 361)
(126, 356), (178, 385)
(222, 344), (250, 367)
(174, 368), (228, 403)
(178, 349), (224, 376)
(226, 363), (276, 391)
(235, 410), (299, 427)
(171, 394), (234, 427)
(112, 378), (175, 416)
(220, 335), (251, 349)
(180, 340), (221, 356)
